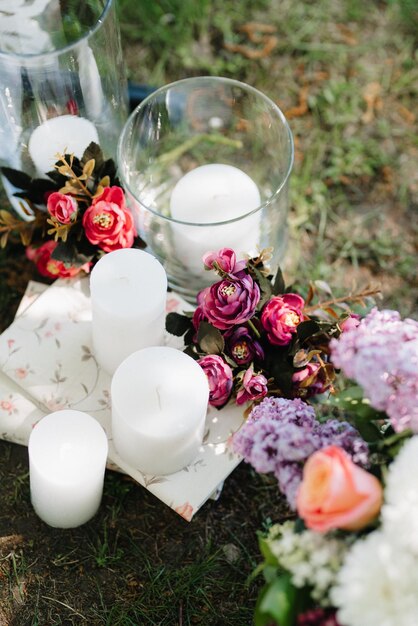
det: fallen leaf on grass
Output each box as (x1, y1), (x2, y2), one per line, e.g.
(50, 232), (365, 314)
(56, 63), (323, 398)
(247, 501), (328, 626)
(362, 82), (382, 124)
(224, 22), (278, 59)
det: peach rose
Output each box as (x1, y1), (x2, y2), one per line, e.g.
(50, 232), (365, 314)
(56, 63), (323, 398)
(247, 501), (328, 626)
(297, 445), (382, 532)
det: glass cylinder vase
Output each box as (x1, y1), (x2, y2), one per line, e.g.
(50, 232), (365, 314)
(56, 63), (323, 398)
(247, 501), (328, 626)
(117, 76), (294, 303)
(0, 0), (128, 215)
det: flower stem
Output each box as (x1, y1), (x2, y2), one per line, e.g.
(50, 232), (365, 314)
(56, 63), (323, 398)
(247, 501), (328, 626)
(247, 319), (261, 339)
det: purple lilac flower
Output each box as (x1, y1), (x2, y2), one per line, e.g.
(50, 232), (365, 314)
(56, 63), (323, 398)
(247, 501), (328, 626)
(330, 308), (418, 432)
(232, 397), (369, 509)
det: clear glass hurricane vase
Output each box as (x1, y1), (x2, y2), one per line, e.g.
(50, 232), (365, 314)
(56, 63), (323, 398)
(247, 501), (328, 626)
(117, 76), (294, 303)
(0, 0), (128, 214)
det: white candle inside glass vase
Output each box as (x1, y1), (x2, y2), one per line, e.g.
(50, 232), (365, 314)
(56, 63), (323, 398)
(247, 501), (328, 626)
(169, 164), (261, 275)
(90, 248), (167, 375)
(28, 410), (108, 528)
(111, 346), (209, 476)
(28, 114), (99, 177)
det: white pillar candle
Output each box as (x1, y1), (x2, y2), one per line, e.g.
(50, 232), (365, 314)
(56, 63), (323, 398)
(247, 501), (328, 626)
(90, 248), (167, 375)
(111, 346), (209, 476)
(28, 409), (108, 528)
(170, 163), (261, 275)
(28, 114), (99, 177)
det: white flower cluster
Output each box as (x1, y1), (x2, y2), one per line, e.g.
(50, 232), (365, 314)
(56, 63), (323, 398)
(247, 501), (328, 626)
(266, 521), (351, 606)
(331, 436), (418, 626)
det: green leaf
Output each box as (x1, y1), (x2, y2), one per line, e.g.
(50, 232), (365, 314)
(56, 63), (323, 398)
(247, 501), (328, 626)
(296, 320), (321, 343)
(1, 166), (32, 189)
(272, 265), (285, 295)
(258, 535), (279, 567)
(165, 312), (192, 337)
(255, 574), (297, 626)
(197, 321), (225, 354)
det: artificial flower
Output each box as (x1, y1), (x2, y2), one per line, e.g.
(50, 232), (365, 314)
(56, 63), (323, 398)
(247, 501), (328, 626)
(199, 274), (260, 330)
(83, 186), (136, 252)
(236, 366), (268, 405)
(197, 354), (233, 407)
(261, 293), (305, 346)
(203, 247), (247, 275)
(47, 192), (77, 224)
(297, 445), (382, 532)
(26, 241), (90, 279)
(226, 326), (264, 365)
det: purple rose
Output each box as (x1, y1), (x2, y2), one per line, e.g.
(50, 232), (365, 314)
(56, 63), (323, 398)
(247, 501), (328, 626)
(202, 248), (246, 275)
(226, 326), (264, 365)
(200, 275), (260, 331)
(198, 354), (233, 407)
(236, 367), (268, 405)
(261, 293), (304, 346)
(292, 362), (331, 397)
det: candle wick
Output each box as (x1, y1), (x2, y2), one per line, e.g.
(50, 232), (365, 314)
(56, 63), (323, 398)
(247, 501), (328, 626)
(155, 386), (162, 410)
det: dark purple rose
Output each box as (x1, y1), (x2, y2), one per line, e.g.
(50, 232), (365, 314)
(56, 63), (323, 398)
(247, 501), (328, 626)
(236, 367), (268, 405)
(297, 608), (341, 626)
(292, 362), (331, 397)
(202, 248), (246, 275)
(261, 293), (305, 346)
(198, 354), (233, 407)
(226, 326), (264, 365)
(200, 275), (260, 331)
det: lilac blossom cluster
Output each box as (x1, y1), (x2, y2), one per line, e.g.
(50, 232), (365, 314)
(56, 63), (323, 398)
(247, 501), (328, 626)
(232, 397), (369, 509)
(330, 308), (418, 432)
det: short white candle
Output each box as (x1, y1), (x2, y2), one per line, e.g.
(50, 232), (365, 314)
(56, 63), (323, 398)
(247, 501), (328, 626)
(111, 346), (209, 475)
(90, 249), (168, 375)
(28, 115), (99, 177)
(28, 410), (108, 528)
(169, 164), (261, 275)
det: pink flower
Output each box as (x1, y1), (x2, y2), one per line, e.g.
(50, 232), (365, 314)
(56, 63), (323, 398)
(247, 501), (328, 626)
(297, 445), (382, 532)
(203, 248), (247, 275)
(47, 192), (77, 224)
(198, 354), (233, 407)
(236, 367), (268, 405)
(14, 367), (28, 380)
(261, 293), (305, 346)
(0, 399), (15, 414)
(82, 186), (136, 252)
(292, 362), (330, 397)
(340, 314), (360, 332)
(199, 275), (260, 331)
(26, 241), (91, 279)
(174, 501), (194, 522)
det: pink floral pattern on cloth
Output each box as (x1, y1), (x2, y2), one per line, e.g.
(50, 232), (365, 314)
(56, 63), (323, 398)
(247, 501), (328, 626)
(0, 278), (244, 521)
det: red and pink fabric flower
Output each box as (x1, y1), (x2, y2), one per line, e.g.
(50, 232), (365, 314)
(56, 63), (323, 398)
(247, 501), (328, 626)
(82, 186), (136, 252)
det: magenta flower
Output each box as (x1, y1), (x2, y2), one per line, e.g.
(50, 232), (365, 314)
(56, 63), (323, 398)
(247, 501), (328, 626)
(47, 192), (77, 224)
(202, 248), (246, 275)
(226, 326), (264, 365)
(200, 275), (260, 331)
(340, 314), (361, 332)
(198, 354), (233, 407)
(236, 367), (268, 405)
(261, 293), (305, 346)
(292, 362), (331, 397)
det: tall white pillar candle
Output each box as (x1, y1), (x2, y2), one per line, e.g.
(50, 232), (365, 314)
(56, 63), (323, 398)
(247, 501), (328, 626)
(90, 249), (168, 375)
(29, 410), (108, 528)
(170, 164), (261, 275)
(28, 114), (99, 177)
(111, 346), (209, 476)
